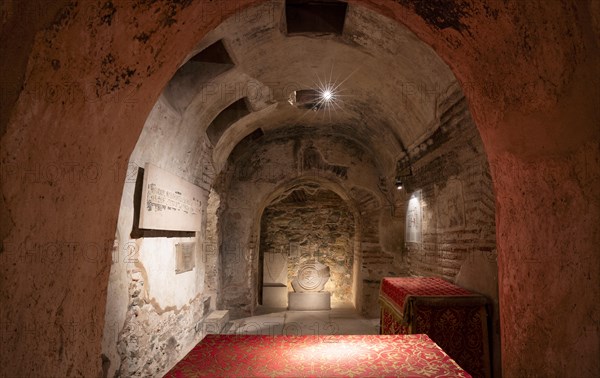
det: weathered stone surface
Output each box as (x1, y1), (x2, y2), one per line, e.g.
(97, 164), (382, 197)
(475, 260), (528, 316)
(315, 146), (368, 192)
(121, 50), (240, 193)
(115, 271), (209, 377)
(261, 190), (354, 304)
(405, 95), (495, 283)
(262, 284), (288, 308)
(218, 132), (393, 318)
(99, 90), (217, 377)
(291, 261), (331, 292)
(204, 310), (229, 334)
(288, 292), (331, 311)
(263, 252), (287, 285)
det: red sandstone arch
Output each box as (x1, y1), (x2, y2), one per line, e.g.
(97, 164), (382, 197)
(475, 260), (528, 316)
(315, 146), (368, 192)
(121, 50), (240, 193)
(1, 1), (598, 377)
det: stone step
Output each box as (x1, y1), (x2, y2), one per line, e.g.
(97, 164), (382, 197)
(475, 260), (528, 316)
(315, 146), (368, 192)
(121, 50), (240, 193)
(221, 321), (235, 335)
(204, 310), (230, 334)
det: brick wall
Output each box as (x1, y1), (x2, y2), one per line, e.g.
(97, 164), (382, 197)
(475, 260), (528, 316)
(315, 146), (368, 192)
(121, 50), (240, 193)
(405, 93), (496, 282)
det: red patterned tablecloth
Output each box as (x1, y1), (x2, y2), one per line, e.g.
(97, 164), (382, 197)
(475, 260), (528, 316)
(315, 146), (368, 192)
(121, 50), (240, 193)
(165, 334), (471, 377)
(380, 277), (490, 378)
(381, 277), (473, 309)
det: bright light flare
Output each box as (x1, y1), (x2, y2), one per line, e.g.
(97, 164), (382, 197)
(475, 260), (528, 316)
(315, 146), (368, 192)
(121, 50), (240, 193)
(311, 80), (343, 118)
(293, 63), (361, 122)
(314, 81), (339, 110)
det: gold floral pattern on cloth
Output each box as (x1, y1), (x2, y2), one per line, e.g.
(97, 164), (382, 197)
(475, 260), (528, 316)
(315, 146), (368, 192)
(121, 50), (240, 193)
(379, 277), (490, 378)
(381, 277), (473, 308)
(165, 334), (471, 377)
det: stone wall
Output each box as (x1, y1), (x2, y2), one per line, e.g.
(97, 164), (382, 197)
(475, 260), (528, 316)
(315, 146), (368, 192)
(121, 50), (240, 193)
(405, 92), (496, 281)
(260, 189), (355, 304)
(101, 94), (218, 377)
(217, 131), (399, 318)
(111, 268), (210, 377)
(402, 90), (500, 374)
(203, 189), (222, 310)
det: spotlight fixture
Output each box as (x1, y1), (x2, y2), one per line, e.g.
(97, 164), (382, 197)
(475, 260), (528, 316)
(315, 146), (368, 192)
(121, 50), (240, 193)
(290, 88), (337, 110)
(395, 158), (413, 192)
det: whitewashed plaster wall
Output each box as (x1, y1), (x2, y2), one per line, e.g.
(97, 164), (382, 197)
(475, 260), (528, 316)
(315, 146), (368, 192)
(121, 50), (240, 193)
(101, 95), (215, 377)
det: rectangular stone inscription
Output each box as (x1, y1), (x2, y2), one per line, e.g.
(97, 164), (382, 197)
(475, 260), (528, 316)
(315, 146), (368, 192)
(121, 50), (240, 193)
(263, 252), (288, 285)
(175, 242), (196, 274)
(140, 163), (202, 231)
(406, 190), (422, 243)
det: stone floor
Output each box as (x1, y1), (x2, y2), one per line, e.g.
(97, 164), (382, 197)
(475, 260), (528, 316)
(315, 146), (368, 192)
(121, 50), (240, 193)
(225, 303), (380, 336)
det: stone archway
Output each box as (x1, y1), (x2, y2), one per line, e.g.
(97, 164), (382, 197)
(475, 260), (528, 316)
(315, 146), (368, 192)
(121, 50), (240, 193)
(1, 1), (598, 377)
(258, 185), (357, 308)
(219, 166), (368, 318)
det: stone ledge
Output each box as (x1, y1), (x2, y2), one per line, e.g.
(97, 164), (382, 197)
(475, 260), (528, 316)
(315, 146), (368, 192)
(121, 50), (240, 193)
(204, 310), (229, 334)
(263, 284), (288, 308)
(288, 292), (331, 311)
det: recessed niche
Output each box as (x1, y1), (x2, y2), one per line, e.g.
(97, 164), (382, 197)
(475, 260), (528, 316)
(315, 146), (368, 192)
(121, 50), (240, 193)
(286, 0), (348, 35)
(289, 89), (321, 109)
(175, 242), (196, 274)
(244, 127), (265, 142)
(189, 39), (234, 65)
(164, 39), (235, 111)
(259, 188), (355, 305)
(206, 98), (251, 145)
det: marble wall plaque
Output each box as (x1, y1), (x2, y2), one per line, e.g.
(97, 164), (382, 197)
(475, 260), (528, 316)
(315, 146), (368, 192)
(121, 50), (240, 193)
(263, 252), (288, 285)
(406, 190), (422, 243)
(175, 242), (195, 274)
(140, 163), (202, 231)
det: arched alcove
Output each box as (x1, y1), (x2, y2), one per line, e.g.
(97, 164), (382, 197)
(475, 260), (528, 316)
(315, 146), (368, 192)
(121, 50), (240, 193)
(258, 185), (357, 307)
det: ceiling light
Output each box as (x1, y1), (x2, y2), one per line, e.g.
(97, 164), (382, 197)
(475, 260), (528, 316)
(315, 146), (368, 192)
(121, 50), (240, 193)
(322, 89), (333, 101)
(396, 179), (403, 190)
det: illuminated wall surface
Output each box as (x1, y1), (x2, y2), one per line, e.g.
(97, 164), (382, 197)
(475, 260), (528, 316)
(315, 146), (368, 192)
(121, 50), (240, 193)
(1, 1), (598, 378)
(260, 189), (355, 304)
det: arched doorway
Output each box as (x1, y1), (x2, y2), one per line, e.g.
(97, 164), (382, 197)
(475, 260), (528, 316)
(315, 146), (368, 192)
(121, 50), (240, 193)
(102, 3), (500, 372)
(1, 1), (597, 377)
(258, 185), (357, 307)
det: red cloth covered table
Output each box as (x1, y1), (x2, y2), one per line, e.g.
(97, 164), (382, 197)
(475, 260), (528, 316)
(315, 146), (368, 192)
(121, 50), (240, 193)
(380, 277), (490, 378)
(165, 334), (471, 377)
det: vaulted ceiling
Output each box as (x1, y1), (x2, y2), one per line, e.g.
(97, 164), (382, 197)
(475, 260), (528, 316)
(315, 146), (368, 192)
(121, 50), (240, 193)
(161, 1), (460, 175)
